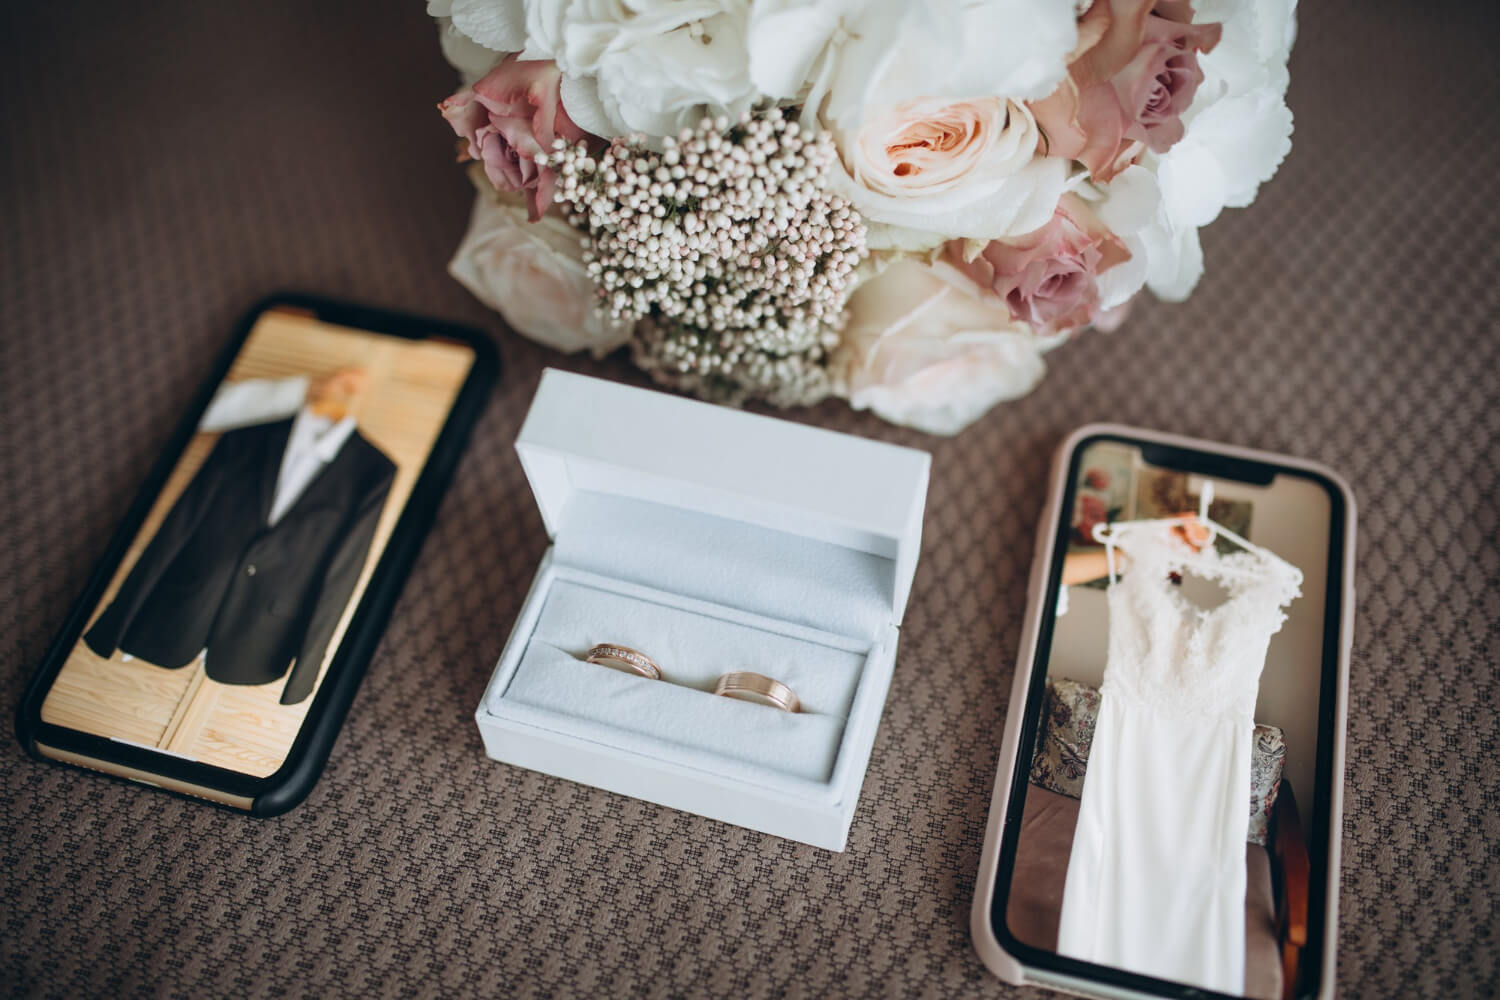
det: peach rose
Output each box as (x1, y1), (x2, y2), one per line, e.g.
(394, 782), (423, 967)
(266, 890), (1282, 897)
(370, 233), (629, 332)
(439, 55), (589, 222)
(854, 99), (1032, 200)
(946, 194), (1132, 334)
(835, 96), (1065, 247)
(836, 259), (1053, 435)
(1030, 0), (1221, 183)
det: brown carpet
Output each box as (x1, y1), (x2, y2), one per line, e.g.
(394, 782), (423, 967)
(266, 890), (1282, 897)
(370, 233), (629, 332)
(2, 1), (1497, 997)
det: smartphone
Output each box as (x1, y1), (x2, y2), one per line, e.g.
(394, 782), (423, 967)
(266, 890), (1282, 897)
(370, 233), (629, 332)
(971, 425), (1355, 1000)
(16, 294), (497, 815)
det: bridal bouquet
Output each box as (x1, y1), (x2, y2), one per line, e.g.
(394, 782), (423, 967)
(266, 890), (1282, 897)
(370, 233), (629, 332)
(433, 0), (1295, 434)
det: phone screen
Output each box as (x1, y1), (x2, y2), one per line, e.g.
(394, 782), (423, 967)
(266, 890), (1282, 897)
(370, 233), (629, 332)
(995, 434), (1345, 999)
(36, 304), (476, 781)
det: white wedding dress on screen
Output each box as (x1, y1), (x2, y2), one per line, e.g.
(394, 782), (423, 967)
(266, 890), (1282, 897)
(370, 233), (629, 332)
(1056, 523), (1301, 994)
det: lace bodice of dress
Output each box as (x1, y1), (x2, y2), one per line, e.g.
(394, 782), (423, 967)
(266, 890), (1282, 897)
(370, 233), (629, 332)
(1102, 524), (1302, 724)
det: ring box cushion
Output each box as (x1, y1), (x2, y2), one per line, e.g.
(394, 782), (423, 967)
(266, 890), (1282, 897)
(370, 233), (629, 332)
(475, 370), (930, 850)
(553, 488), (897, 639)
(496, 571), (866, 786)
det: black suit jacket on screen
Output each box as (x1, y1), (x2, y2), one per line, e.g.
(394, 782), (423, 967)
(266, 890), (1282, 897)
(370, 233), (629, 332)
(85, 418), (395, 705)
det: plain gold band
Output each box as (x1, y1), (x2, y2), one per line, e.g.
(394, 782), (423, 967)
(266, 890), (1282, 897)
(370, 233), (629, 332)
(584, 643), (663, 681)
(713, 671), (801, 713)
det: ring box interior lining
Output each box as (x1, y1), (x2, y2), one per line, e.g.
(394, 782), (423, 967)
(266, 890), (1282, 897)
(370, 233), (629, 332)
(476, 370), (930, 849)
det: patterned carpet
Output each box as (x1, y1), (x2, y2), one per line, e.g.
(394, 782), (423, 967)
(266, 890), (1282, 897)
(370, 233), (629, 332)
(2, 1), (1496, 996)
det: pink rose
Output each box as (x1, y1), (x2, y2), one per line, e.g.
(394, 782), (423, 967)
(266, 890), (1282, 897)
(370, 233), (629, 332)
(945, 195), (1131, 333)
(1030, 1), (1221, 183)
(439, 56), (589, 222)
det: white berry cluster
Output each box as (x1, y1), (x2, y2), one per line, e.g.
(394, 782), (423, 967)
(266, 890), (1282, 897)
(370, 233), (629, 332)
(537, 109), (867, 405)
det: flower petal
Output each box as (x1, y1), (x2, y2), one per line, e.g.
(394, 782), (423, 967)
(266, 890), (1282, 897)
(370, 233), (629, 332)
(557, 72), (615, 139)
(449, 0), (527, 54)
(747, 2), (840, 99)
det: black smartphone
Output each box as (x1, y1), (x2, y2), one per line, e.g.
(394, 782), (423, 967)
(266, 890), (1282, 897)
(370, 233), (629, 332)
(972, 424), (1355, 999)
(16, 294), (497, 815)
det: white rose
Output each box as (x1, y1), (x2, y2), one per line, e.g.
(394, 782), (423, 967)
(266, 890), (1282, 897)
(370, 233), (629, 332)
(828, 97), (1067, 251)
(1132, 0), (1297, 299)
(1138, 216), (1204, 303)
(526, 0), (758, 139)
(748, 0), (1076, 122)
(433, 16), (506, 85)
(449, 194), (633, 357)
(836, 258), (1053, 435)
(1087, 162), (1205, 304)
(518, 0), (567, 62)
(432, 0), (527, 55)
(1193, 0), (1296, 103)
(1084, 164), (1163, 309)
(1153, 89), (1293, 230)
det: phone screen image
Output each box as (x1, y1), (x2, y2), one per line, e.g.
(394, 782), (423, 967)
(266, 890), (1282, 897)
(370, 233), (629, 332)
(998, 436), (1341, 999)
(37, 305), (476, 780)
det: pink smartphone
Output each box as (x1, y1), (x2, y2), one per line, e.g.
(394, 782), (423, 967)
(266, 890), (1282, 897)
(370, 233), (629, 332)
(971, 424), (1356, 1000)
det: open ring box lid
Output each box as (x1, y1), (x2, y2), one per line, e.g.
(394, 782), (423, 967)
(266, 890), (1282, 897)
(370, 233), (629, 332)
(476, 369), (931, 850)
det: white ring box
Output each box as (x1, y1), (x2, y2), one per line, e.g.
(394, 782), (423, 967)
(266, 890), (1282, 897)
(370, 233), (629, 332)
(475, 370), (930, 850)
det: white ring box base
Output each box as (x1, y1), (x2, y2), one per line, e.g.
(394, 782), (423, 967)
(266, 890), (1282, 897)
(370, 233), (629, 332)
(476, 370), (930, 850)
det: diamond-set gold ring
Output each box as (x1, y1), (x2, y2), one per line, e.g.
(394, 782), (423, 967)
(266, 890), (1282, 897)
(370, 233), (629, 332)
(584, 643), (664, 681)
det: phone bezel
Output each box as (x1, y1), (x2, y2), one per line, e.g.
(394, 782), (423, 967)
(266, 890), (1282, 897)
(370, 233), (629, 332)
(986, 429), (1350, 1000)
(14, 293), (499, 815)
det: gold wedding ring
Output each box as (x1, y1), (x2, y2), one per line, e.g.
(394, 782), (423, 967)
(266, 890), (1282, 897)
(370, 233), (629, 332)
(585, 643), (663, 680)
(713, 671), (801, 713)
